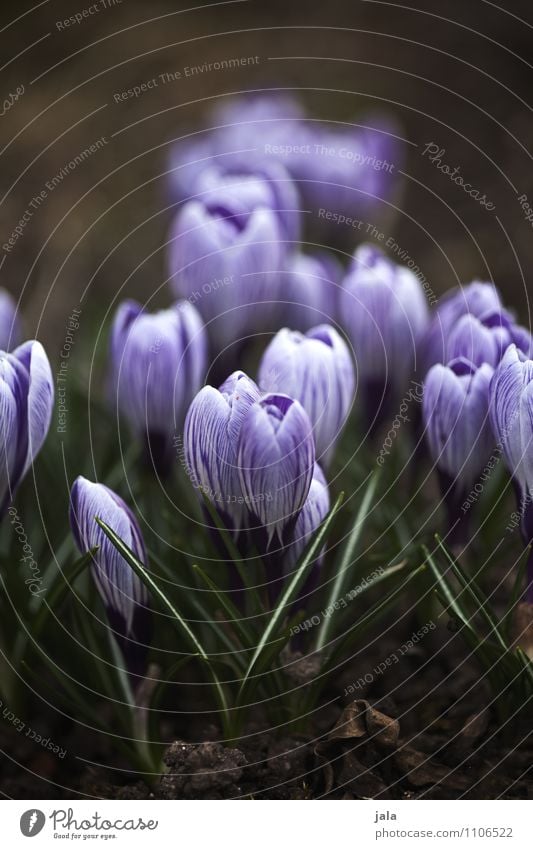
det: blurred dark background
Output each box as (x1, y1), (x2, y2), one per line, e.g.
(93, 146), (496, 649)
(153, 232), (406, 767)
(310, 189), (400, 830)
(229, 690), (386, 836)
(2, 0), (533, 361)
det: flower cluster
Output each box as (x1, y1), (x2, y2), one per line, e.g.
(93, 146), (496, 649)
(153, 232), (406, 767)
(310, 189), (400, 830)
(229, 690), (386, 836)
(3, 91), (533, 683)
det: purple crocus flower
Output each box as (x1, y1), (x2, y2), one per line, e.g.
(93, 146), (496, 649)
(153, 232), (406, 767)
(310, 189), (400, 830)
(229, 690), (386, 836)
(283, 463), (330, 571)
(168, 193), (283, 351)
(0, 340), (53, 516)
(110, 299), (207, 471)
(422, 281), (503, 370)
(0, 289), (22, 352)
(69, 476), (151, 674)
(258, 324), (355, 466)
(192, 159), (300, 246)
(277, 252), (339, 332)
(489, 345), (533, 602)
(183, 370), (261, 531)
(423, 358), (494, 541)
(237, 393), (315, 545)
(340, 244), (429, 427)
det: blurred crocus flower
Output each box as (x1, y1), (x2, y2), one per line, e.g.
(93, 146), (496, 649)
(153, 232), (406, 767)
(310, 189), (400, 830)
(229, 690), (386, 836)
(283, 463), (330, 571)
(168, 192), (283, 351)
(193, 159), (300, 246)
(110, 299), (207, 470)
(423, 358), (494, 540)
(292, 114), (400, 219)
(237, 393), (315, 545)
(422, 281), (502, 370)
(0, 340), (53, 516)
(210, 92), (307, 168)
(276, 252), (339, 331)
(0, 289), (22, 352)
(258, 324), (354, 466)
(340, 244), (429, 427)
(183, 370), (261, 531)
(69, 476), (151, 673)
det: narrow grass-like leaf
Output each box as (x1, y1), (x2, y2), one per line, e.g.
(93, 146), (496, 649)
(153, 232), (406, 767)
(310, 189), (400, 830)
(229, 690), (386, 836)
(193, 564), (255, 647)
(315, 471), (380, 652)
(236, 493), (344, 704)
(200, 493), (264, 610)
(13, 548), (96, 669)
(435, 535), (508, 652)
(96, 518), (231, 733)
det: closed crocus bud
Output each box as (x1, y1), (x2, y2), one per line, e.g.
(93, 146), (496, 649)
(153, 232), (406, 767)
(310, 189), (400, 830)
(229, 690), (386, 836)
(278, 253), (338, 331)
(183, 370), (261, 531)
(69, 477), (150, 673)
(445, 308), (530, 368)
(193, 159), (300, 246)
(284, 463), (330, 571)
(423, 358), (494, 542)
(490, 344), (533, 503)
(237, 393), (315, 545)
(168, 193), (283, 351)
(258, 324), (355, 466)
(0, 340), (53, 516)
(490, 345), (533, 601)
(0, 289), (22, 351)
(341, 244), (429, 427)
(110, 299), (207, 471)
(423, 281), (503, 370)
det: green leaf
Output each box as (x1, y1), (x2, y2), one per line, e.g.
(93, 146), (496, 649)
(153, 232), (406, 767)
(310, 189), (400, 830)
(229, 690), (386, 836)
(315, 470), (381, 652)
(434, 536), (508, 652)
(96, 518), (232, 734)
(236, 492), (344, 705)
(200, 492), (264, 611)
(13, 547), (95, 669)
(192, 564), (256, 648)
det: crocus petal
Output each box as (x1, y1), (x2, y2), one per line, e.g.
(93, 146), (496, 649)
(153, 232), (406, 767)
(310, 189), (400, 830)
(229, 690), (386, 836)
(340, 245), (429, 403)
(168, 197), (283, 349)
(258, 324), (355, 466)
(12, 341), (54, 476)
(490, 344), (533, 493)
(0, 355), (29, 514)
(183, 371), (261, 529)
(284, 463), (330, 571)
(110, 299), (207, 448)
(423, 359), (494, 490)
(237, 393), (315, 543)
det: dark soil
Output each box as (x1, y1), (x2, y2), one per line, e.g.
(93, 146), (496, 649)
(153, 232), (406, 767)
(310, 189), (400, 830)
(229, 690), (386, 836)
(2, 623), (532, 799)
